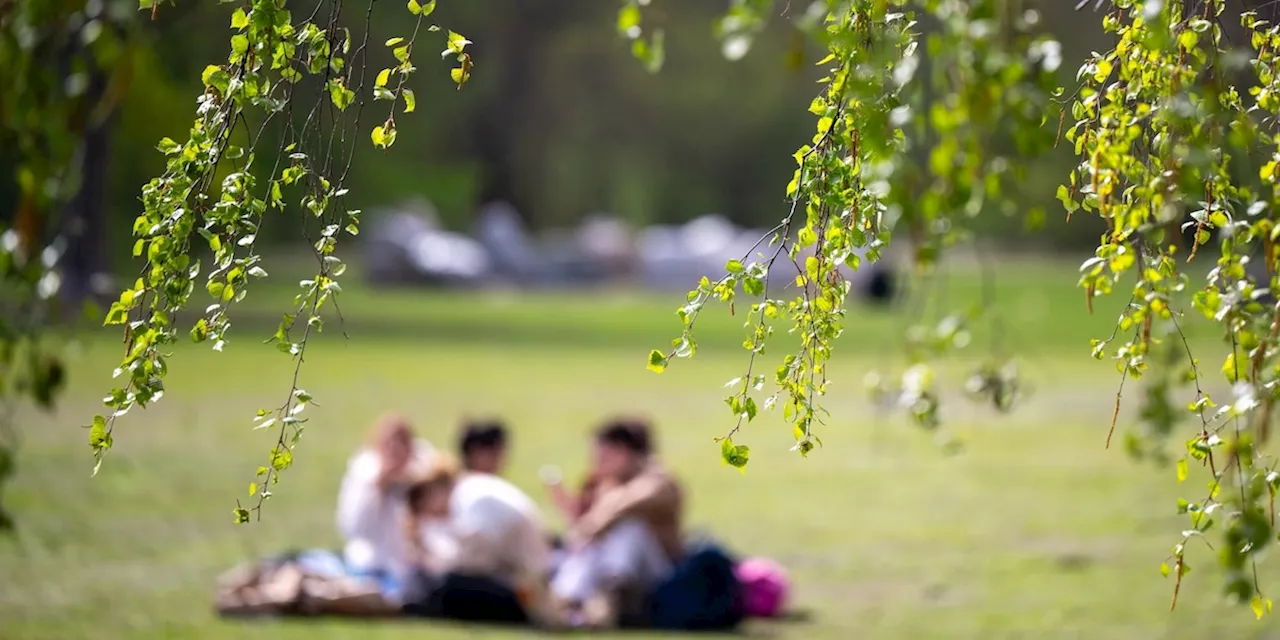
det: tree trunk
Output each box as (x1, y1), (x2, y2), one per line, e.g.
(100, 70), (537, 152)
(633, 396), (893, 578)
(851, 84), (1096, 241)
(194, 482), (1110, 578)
(59, 64), (114, 308)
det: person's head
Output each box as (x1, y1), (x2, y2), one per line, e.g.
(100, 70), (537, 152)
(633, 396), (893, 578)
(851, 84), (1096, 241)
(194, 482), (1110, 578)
(591, 417), (653, 481)
(458, 418), (508, 475)
(370, 413), (416, 473)
(406, 455), (461, 520)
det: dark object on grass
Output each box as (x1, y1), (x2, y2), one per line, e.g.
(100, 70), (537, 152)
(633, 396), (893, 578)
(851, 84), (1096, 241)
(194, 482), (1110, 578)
(401, 571), (529, 625)
(643, 541), (744, 631)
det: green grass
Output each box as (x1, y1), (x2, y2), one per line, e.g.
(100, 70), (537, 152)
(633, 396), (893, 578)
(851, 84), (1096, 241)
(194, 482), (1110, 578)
(2, 256), (1278, 639)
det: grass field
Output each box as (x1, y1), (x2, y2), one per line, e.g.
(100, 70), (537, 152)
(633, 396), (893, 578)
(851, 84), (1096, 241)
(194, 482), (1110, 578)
(2, 256), (1279, 639)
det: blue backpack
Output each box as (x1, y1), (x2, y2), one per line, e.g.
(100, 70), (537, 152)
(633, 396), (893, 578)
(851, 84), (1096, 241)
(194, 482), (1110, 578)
(646, 542), (744, 631)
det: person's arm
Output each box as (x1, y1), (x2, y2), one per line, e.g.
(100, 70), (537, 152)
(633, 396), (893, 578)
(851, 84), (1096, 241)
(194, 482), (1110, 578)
(545, 482), (581, 523)
(568, 468), (677, 543)
(540, 465), (581, 523)
(336, 452), (384, 539)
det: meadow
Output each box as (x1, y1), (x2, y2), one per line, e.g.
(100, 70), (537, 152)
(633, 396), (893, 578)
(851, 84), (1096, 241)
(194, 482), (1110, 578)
(2, 255), (1279, 639)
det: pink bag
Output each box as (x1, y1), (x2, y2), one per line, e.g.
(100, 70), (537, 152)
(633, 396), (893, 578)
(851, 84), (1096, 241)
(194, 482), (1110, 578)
(734, 557), (789, 618)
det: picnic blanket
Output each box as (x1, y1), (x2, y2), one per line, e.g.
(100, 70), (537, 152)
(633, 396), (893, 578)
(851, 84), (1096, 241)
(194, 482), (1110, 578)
(215, 542), (770, 631)
(215, 550), (399, 618)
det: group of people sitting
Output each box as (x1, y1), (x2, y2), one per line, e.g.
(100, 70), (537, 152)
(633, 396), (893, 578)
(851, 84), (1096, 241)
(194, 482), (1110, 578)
(334, 412), (691, 630)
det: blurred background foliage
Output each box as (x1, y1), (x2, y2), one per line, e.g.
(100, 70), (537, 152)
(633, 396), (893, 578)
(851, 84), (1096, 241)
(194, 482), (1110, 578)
(0, 0), (1117, 272)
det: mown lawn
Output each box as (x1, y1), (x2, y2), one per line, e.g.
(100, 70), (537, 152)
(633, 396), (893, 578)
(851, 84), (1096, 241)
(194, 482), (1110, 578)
(1, 256), (1278, 639)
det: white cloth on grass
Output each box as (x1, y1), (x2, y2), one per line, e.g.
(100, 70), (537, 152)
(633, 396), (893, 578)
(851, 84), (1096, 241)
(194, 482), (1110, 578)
(550, 517), (673, 603)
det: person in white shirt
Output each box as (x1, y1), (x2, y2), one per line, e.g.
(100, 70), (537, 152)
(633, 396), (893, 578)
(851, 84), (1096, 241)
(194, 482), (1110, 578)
(450, 471), (550, 598)
(335, 413), (436, 602)
(399, 451), (555, 625)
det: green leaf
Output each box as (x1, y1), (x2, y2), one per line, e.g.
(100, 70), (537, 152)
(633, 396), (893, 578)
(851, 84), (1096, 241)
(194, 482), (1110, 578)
(445, 31), (472, 55)
(617, 2), (642, 37)
(207, 281), (226, 300)
(636, 29), (665, 73)
(1252, 596), (1272, 620)
(328, 79), (355, 111)
(419, 0), (436, 16)
(156, 138), (181, 155)
(403, 88), (416, 113)
(231, 8), (249, 29)
(726, 259), (744, 274)
(190, 318), (209, 343)
(201, 65), (231, 95)
(271, 447), (293, 472)
(375, 68), (391, 88)
(371, 125), (387, 148)
(104, 302), (128, 326)
(450, 65), (471, 87)
(89, 415), (110, 449)
(647, 349), (668, 373)
(1093, 58), (1113, 83)
(1176, 458), (1188, 482)
(1178, 30), (1198, 51)
(1223, 353), (1241, 383)
(270, 181), (284, 207)
(1056, 184), (1079, 213)
(407, 0), (422, 14)
(720, 438), (750, 471)
(234, 508), (251, 524)
(249, 482), (258, 497)
(1160, 562), (1171, 577)
(386, 37), (405, 47)
(742, 277), (764, 297)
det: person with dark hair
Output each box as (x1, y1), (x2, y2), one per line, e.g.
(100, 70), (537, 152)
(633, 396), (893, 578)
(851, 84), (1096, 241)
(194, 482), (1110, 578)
(457, 418), (509, 476)
(547, 416), (684, 629)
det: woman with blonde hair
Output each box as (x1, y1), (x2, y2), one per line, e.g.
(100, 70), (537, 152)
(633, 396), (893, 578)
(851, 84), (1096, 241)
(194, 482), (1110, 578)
(335, 413), (436, 602)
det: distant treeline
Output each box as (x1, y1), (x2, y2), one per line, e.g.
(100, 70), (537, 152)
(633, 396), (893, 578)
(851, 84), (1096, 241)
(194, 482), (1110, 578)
(1, 0), (1126, 272)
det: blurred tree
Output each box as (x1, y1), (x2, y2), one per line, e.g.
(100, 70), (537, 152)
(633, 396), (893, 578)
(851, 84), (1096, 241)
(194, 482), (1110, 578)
(0, 0), (137, 530)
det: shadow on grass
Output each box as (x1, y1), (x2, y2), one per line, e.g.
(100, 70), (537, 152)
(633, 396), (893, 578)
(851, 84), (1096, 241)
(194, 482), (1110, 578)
(219, 609), (817, 638)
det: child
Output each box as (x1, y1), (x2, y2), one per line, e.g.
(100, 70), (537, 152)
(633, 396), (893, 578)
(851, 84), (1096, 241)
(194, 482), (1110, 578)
(399, 456), (461, 606)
